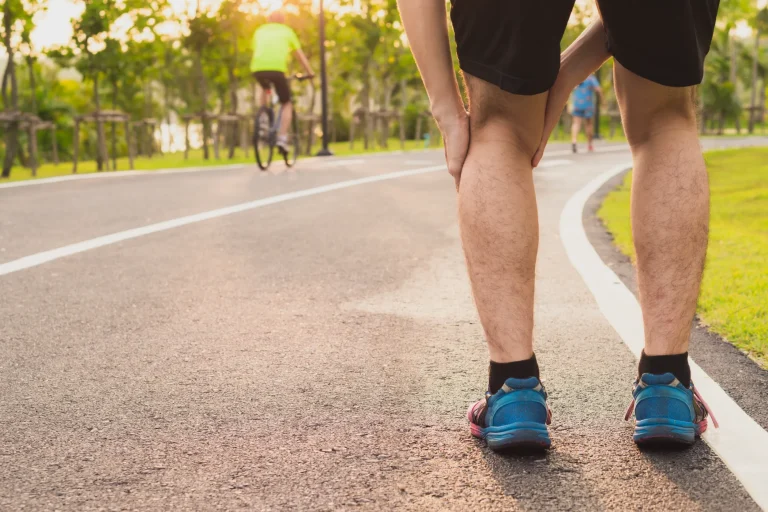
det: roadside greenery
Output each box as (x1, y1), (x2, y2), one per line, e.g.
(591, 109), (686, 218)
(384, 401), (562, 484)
(1, 0), (767, 179)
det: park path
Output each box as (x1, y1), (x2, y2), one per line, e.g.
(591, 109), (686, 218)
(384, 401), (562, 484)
(1, 139), (767, 510)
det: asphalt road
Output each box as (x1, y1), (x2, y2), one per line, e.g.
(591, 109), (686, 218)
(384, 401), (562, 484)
(1, 139), (767, 511)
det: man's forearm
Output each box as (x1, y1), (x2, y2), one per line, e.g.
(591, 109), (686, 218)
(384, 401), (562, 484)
(397, 0), (464, 122)
(295, 50), (314, 76)
(561, 21), (610, 84)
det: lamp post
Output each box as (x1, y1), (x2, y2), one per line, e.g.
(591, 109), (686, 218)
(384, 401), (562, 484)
(315, 0), (333, 156)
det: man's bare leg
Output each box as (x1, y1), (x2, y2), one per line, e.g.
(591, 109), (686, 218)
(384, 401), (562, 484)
(571, 116), (582, 152)
(459, 75), (547, 366)
(614, 62), (708, 362)
(585, 117), (594, 151)
(278, 101), (294, 139)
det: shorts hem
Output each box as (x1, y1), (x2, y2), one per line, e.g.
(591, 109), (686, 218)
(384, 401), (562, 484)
(572, 110), (594, 119)
(458, 58), (555, 96)
(610, 48), (703, 88)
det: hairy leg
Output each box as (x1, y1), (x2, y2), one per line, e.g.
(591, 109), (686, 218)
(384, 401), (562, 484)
(571, 116), (582, 144)
(278, 102), (294, 138)
(459, 74), (547, 363)
(614, 62), (708, 355)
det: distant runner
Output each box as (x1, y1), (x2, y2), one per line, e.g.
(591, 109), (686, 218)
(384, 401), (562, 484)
(570, 73), (602, 153)
(250, 11), (314, 152)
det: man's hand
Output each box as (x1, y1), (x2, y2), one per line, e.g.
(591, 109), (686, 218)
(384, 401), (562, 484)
(531, 21), (611, 168)
(396, 0), (468, 187)
(532, 74), (573, 168)
(437, 110), (470, 188)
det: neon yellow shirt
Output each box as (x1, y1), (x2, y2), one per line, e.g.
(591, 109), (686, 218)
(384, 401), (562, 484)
(250, 23), (301, 73)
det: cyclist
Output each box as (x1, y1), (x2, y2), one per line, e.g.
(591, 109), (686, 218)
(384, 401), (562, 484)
(250, 11), (314, 153)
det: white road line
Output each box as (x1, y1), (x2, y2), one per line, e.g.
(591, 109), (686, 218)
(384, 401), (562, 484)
(537, 159), (572, 168)
(0, 165), (446, 277)
(560, 162), (768, 510)
(596, 145), (631, 154)
(545, 149), (574, 157)
(0, 164), (247, 190)
(313, 159), (367, 169)
(545, 145), (629, 158)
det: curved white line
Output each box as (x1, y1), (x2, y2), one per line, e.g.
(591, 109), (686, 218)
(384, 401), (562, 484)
(560, 162), (768, 510)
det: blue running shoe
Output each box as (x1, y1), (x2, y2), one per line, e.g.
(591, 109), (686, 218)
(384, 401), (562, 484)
(467, 377), (552, 451)
(625, 373), (718, 445)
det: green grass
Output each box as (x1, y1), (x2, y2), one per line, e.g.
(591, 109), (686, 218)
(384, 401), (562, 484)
(599, 147), (768, 367)
(1, 137), (441, 183)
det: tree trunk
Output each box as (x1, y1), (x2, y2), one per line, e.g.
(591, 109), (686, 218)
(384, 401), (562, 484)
(195, 53), (209, 160)
(2, 2), (19, 177)
(227, 54), (238, 159)
(145, 81), (155, 157)
(111, 83), (118, 170)
(26, 56), (37, 113)
(164, 49), (174, 153)
(1, 56), (9, 108)
(729, 30), (739, 134)
(399, 78), (407, 148)
(94, 74), (107, 171)
(749, 29), (761, 134)
(361, 61), (371, 150)
(729, 34), (738, 85)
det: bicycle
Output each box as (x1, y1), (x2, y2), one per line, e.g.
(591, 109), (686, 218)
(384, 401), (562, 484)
(253, 74), (313, 171)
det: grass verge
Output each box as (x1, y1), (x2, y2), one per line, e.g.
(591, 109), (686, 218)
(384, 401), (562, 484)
(1, 138), (440, 183)
(598, 147), (768, 367)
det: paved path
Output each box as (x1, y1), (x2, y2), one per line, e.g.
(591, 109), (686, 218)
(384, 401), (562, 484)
(1, 139), (767, 510)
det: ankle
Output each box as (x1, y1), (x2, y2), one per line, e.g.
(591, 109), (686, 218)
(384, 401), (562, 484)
(638, 350), (691, 388)
(489, 354), (540, 394)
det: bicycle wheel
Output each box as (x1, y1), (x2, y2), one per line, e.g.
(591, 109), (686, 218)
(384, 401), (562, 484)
(281, 110), (300, 168)
(253, 107), (274, 171)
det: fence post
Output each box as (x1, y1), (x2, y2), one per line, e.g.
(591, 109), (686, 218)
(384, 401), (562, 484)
(50, 126), (59, 165)
(28, 125), (38, 177)
(125, 120), (134, 170)
(72, 120), (80, 174)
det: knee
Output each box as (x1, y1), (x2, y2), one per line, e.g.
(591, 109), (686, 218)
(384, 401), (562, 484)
(615, 67), (697, 147)
(465, 74), (546, 159)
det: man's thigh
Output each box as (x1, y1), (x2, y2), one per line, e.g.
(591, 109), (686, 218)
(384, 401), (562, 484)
(450, 0), (575, 96)
(613, 62), (697, 145)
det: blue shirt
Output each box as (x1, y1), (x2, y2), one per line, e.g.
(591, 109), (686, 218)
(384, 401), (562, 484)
(571, 75), (600, 112)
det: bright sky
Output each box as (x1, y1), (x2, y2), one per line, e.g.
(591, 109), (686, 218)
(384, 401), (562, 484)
(31, 0), (286, 49)
(30, 0), (768, 50)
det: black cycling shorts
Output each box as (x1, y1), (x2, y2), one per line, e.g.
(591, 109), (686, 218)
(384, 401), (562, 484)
(449, 0), (720, 96)
(253, 71), (292, 104)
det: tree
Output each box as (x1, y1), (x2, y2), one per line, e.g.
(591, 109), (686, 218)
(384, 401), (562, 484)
(1, 0), (43, 177)
(748, 8), (768, 133)
(184, 12), (219, 159)
(48, 1), (126, 170)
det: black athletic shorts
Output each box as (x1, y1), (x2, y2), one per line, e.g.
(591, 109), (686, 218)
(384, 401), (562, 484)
(253, 70), (292, 104)
(449, 0), (720, 95)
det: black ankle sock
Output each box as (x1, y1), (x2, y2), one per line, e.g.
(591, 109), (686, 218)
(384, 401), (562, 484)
(488, 354), (540, 394)
(638, 351), (691, 388)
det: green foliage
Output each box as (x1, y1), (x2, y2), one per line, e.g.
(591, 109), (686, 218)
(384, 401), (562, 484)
(1, 0), (765, 175)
